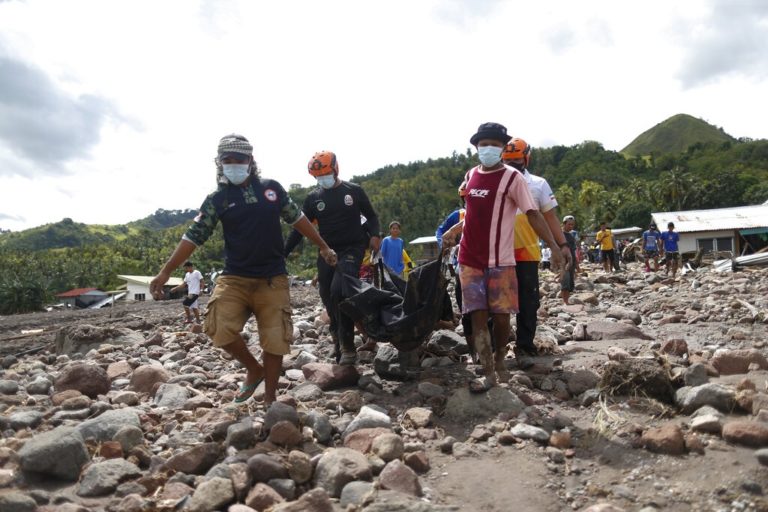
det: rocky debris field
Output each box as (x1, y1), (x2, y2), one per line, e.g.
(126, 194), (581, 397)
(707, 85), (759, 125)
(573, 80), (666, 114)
(0, 261), (768, 512)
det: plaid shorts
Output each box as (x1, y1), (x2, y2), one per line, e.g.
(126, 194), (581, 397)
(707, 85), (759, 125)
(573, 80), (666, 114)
(458, 265), (519, 314)
(204, 274), (292, 355)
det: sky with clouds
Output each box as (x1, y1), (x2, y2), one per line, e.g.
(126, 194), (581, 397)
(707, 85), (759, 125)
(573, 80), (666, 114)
(1, 0), (767, 231)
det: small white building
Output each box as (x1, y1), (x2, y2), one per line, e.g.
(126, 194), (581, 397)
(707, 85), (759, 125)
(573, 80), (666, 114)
(409, 235), (440, 263)
(651, 203), (768, 256)
(118, 275), (183, 302)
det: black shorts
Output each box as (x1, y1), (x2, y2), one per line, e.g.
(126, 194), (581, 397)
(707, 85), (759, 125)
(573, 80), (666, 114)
(665, 252), (679, 262)
(182, 294), (200, 307)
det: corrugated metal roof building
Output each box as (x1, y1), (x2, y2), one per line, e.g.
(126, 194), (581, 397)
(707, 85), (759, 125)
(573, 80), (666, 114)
(651, 203), (768, 256)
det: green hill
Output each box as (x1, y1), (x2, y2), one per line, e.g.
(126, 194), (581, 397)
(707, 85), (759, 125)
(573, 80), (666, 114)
(621, 113), (735, 157)
(0, 209), (197, 251)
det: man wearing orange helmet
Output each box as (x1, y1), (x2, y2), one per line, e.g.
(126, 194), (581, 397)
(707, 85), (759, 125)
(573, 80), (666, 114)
(442, 123), (564, 391)
(285, 151), (380, 365)
(502, 137), (572, 361)
(150, 134), (337, 405)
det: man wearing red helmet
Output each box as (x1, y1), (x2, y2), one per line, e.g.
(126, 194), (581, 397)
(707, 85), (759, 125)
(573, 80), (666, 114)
(442, 123), (564, 391)
(502, 137), (572, 361)
(285, 151), (380, 365)
(150, 134), (337, 405)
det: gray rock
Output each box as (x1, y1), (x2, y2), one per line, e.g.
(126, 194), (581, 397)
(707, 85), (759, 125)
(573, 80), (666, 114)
(585, 321), (652, 340)
(427, 329), (469, 354)
(264, 402), (299, 431)
(153, 383), (190, 408)
(305, 410), (333, 444)
(247, 453), (289, 483)
(18, 426), (89, 481)
(0, 492), (38, 512)
(340, 481), (375, 507)
(444, 387), (525, 421)
(113, 425), (145, 453)
(292, 382), (324, 402)
(691, 414), (723, 434)
(0, 379), (20, 395)
(185, 476), (235, 512)
(226, 419), (258, 450)
(267, 478), (296, 500)
(77, 458), (142, 497)
(755, 448), (768, 466)
(677, 383), (736, 414)
(314, 447), (372, 497)
(417, 382), (445, 398)
(342, 405), (392, 439)
(77, 408), (141, 442)
(606, 307), (642, 325)
(293, 350), (319, 369)
(372, 432), (405, 461)
(563, 369), (600, 396)
(374, 344), (419, 380)
(25, 376), (52, 395)
(510, 423), (550, 443)
(683, 363), (710, 387)
(8, 410), (44, 430)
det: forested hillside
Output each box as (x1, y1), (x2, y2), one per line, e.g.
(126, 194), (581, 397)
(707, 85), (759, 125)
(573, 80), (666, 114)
(2, 115), (768, 314)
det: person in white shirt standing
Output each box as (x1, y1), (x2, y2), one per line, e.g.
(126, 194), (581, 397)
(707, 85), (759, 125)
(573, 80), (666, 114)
(172, 261), (204, 323)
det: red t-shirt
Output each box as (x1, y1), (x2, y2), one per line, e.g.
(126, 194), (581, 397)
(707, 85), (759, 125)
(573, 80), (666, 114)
(458, 165), (537, 269)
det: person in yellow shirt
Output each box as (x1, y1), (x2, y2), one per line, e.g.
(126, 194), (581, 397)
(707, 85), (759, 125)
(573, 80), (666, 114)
(402, 249), (415, 279)
(595, 222), (615, 273)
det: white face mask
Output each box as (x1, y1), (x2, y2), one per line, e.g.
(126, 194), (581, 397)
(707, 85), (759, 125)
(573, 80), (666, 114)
(316, 175), (336, 189)
(222, 164), (250, 185)
(477, 146), (502, 167)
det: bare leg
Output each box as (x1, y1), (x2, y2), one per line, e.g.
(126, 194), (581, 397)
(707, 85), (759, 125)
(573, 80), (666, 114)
(221, 337), (264, 398)
(561, 290), (570, 305)
(192, 308), (200, 323)
(183, 306), (192, 322)
(470, 310), (495, 385)
(491, 313), (511, 381)
(262, 352), (282, 404)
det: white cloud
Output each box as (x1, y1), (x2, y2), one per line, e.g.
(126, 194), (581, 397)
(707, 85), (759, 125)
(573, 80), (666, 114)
(0, 0), (766, 231)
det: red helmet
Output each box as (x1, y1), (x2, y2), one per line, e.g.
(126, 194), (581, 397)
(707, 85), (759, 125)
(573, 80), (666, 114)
(502, 138), (531, 168)
(307, 151), (338, 177)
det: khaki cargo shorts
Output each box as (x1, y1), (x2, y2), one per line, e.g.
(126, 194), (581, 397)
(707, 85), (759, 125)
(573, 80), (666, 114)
(204, 274), (293, 356)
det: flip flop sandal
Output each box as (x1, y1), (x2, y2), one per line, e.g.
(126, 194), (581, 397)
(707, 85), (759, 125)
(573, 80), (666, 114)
(234, 377), (264, 403)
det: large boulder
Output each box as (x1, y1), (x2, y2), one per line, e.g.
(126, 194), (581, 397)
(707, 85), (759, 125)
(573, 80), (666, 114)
(54, 362), (110, 398)
(18, 426), (89, 481)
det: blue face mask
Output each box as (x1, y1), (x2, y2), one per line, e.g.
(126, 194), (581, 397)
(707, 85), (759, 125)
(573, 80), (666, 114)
(477, 146), (502, 167)
(316, 175), (336, 189)
(222, 164), (250, 185)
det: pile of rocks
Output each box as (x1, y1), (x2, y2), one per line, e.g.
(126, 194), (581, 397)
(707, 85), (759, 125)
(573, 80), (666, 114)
(0, 263), (766, 511)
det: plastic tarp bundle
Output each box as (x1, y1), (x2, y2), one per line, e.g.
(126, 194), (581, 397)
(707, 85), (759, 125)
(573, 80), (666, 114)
(339, 259), (450, 352)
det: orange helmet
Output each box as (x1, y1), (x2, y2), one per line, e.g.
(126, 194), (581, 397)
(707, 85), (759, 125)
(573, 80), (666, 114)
(502, 138), (531, 168)
(307, 151), (339, 177)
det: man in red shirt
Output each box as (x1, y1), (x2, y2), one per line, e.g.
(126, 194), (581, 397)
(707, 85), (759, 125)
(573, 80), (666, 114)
(442, 122), (563, 391)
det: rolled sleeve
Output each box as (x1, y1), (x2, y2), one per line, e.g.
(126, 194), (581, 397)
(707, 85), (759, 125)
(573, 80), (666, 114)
(184, 197), (218, 246)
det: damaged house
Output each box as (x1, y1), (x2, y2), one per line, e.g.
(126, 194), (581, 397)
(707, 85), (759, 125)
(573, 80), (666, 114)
(651, 203), (768, 258)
